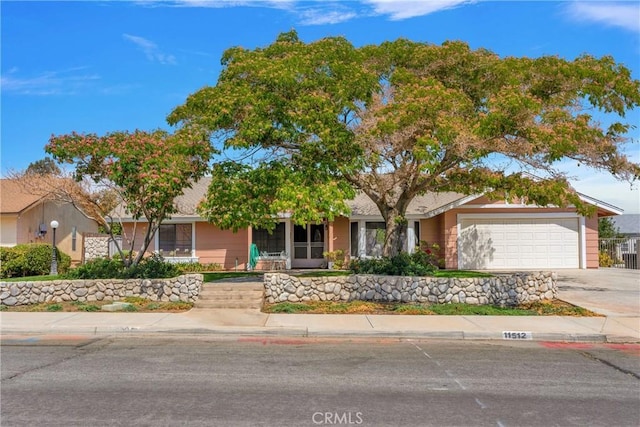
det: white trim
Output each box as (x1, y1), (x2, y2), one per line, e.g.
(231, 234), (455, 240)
(192, 222), (197, 258)
(284, 220), (292, 269)
(423, 194), (483, 218)
(457, 204), (543, 209)
(407, 222), (415, 254)
(348, 215), (384, 221)
(122, 216), (203, 223)
(458, 212), (580, 220)
(457, 220), (462, 269)
(577, 193), (624, 215)
(579, 216), (586, 269)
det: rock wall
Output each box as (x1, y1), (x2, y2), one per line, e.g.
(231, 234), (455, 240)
(84, 234), (110, 261)
(264, 272), (557, 306)
(0, 274), (203, 306)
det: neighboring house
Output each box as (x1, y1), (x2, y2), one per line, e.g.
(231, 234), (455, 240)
(0, 179), (99, 264)
(119, 177), (621, 270)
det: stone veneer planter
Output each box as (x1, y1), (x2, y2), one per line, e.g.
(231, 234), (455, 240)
(0, 274), (203, 307)
(264, 272), (557, 306)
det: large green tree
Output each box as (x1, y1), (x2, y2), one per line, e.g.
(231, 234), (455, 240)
(169, 31), (640, 257)
(46, 129), (211, 266)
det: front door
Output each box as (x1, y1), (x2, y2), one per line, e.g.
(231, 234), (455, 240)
(292, 224), (325, 268)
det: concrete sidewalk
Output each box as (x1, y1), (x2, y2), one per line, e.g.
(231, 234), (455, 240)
(1, 308), (638, 343)
(1, 268), (638, 343)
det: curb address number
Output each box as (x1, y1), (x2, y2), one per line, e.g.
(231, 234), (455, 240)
(502, 331), (532, 340)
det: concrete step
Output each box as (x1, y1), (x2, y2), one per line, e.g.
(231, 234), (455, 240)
(198, 293), (264, 301)
(196, 281), (265, 309)
(195, 300), (264, 309)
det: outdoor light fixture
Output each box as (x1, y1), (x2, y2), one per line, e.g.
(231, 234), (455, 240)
(50, 220), (59, 275)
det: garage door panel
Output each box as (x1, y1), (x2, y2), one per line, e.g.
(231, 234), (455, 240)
(459, 217), (579, 269)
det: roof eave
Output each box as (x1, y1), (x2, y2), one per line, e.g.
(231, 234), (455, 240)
(577, 193), (624, 216)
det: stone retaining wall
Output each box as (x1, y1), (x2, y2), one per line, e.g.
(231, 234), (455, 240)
(264, 272), (557, 306)
(0, 274), (203, 306)
(84, 234), (111, 261)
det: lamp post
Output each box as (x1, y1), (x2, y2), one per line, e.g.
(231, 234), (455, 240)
(50, 220), (59, 275)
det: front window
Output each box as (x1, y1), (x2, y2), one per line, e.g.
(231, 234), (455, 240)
(365, 222), (385, 257)
(159, 224), (192, 257)
(351, 221), (386, 257)
(253, 223), (285, 253)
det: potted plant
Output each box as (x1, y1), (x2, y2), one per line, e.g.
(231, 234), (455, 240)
(323, 249), (345, 269)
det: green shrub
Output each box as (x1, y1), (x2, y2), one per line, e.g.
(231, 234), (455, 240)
(46, 303), (63, 312)
(122, 254), (180, 279)
(0, 244), (71, 278)
(77, 304), (100, 312)
(349, 250), (438, 276)
(174, 262), (222, 273)
(65, 254), (179, 279)
(65, 258), (125, 279)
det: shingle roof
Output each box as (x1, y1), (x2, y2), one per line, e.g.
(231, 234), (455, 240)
(116, 176), (622, 221)
(0, 179), (44, 214)
(347, 190), (471, 217)
(159, 176), (470, 219)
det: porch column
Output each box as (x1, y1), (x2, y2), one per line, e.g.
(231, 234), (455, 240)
(247, 226), (252, 271)
(285, 221), (292, 269)
(327, 221), (334, 252)
(358, 220), (366, 257)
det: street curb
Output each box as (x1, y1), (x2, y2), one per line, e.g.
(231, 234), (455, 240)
(2, 327), (636, 343)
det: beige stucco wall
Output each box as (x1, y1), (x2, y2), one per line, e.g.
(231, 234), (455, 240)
(8, 201), (98, 264)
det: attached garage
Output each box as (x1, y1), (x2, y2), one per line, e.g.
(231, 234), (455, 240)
(458, 214), (581, 270)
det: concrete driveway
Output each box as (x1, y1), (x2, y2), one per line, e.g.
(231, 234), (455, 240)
(556, 268), (640, 317)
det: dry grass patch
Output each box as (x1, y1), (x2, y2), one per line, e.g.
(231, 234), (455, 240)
(263, 299), (601, 316)
(0, 297), (193, 313)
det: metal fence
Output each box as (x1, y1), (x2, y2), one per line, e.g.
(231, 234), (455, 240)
(599, 237), (639, 270)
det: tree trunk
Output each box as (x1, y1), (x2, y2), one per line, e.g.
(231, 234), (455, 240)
(381, 208), (408, 258)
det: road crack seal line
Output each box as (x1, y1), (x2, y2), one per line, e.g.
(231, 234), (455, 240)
(580, 351), (640, 380)
(1, 337), (112, 383)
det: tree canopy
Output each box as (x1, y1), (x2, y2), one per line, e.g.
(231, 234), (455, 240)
(26, 157), (61, 176)
(46, 129), (212, 266)
(598, 217), (623, 239)
(169, 30), (640, 256)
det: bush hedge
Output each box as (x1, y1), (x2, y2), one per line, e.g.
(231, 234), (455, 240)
(0, 244), (71, 278)
(64, 254), (180, 279)
(349, 250), (439, 276)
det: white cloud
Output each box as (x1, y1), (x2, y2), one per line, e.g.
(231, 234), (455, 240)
(123, 33), (177, 65)
(134, 0), (474, 24)
(298, 8), (357, 25)
(364, 0), (472, 20)
(0, 67), (100, 96)
(565, 1), (640, 33)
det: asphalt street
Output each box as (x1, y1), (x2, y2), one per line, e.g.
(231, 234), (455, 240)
(1, 337), (639, 426)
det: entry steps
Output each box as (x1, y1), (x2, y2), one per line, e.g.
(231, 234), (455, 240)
(195, 281), (264, 309)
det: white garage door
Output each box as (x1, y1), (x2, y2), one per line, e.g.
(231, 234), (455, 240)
(458, 217), (580, 269)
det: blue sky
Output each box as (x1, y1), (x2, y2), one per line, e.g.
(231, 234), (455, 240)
(2, 0), (639, 213)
